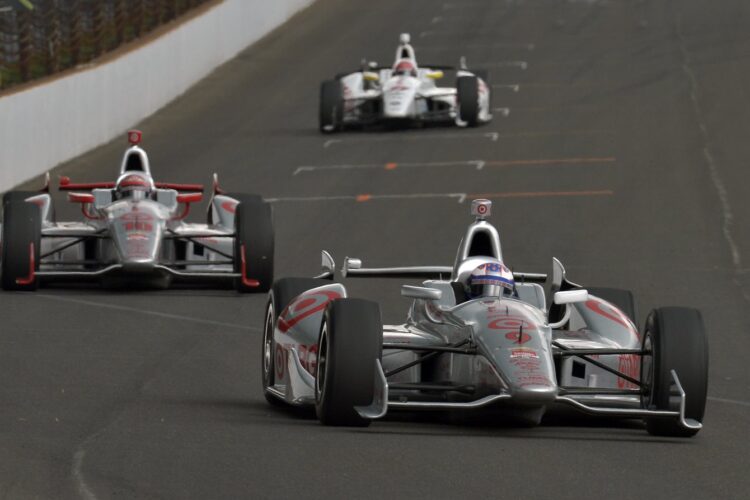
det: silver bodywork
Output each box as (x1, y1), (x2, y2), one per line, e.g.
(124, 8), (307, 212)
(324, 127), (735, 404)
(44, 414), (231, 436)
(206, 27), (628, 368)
(8, 143), (252, 288)
(266, 201), (700, 431)
(333, 34), (492, 128)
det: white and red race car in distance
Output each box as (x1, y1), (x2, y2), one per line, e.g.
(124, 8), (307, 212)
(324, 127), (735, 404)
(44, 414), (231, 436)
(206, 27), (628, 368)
(262, 200), (708, 437)
(0, 130), (274, 292)
(319, 33), (492, 132)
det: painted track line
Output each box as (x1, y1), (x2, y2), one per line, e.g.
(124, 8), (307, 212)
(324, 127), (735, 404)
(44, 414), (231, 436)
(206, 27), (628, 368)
(294, 157), (616, 175)
(321, 132), (498, 148)
(36, 294), (258, 332)
(268, 190), (613, 204)
(708, 396), (750, 408)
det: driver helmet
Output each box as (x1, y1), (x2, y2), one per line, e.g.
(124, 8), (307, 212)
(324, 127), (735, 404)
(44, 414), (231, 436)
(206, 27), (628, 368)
(116, 173), (153, 201)
(468, 261), (516, 299)
(393, 60), (417, 77)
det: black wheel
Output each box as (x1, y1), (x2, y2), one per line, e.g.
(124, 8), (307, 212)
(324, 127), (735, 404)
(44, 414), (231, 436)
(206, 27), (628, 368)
(641, 307), (708, 437)
(3, 191), (37, 206)
(315, 298), (382, 426)
(588, 287), (637, 327)
(233, 194), (274, 293)
(2, 201), (41, 291)
(457, 76), (480, 126)
(262, 278), (331, 406)
(319, 80), (343, 133)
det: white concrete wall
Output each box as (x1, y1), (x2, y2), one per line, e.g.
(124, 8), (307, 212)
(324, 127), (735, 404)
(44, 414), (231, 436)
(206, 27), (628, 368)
(0, 0), (313, 191)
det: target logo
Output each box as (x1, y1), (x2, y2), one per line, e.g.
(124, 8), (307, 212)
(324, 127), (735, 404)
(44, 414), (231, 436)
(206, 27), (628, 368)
(278, 290), (341, 333)
(128, 130), (142, 145)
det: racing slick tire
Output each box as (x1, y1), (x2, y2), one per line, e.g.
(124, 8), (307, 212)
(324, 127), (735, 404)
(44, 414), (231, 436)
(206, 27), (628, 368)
(262, 278), (331, 406)
(1, 200), (41, 291)
(3, 191), (37, 206)
(457, 76), (480, 126)
(319, 80), (343, 133)
(587, 287), (638, 327)
(315, 298), (383, 426)
(641, 307), (708, 437)
(233, 194), (274, 293)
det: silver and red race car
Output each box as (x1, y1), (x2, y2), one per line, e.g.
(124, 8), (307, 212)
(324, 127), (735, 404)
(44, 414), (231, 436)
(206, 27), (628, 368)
(319, 33), (492, 132)
(0, 130), (273, 292)
(262, 200), (708, 437)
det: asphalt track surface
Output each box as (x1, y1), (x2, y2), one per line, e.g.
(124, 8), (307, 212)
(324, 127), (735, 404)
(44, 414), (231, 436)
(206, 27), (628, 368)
(2, 0), (750, 498)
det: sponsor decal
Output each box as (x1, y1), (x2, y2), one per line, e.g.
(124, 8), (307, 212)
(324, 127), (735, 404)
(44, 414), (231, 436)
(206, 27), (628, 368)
(299, 344), (318, 375)
(505, 331), (531, 344)
(510, 356), (541, 371)
(278, 290), (341, 333)
(617, 354), (640, 389)
(585, 299), (638, 338)
(510, 347), (538, 359)
(517, 375), (552, 388)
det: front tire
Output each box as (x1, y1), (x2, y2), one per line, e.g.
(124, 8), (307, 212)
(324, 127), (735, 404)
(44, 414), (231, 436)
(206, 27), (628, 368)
(315, 299), (382, 426)
(319, 80), (343, 133)
(2, 201), (41, 291)
(262, 278), (332, 406)
(233, 195), (274, 293)
(457, 76), (480, 126)
(641, 307), (708, 437)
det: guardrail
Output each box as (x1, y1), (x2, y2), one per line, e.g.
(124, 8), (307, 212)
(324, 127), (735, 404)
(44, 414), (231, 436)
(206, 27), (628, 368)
(0, 0), (212, 91)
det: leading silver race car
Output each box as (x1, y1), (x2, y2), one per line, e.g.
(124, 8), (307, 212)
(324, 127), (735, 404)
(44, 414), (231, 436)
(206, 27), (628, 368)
(0, 130), (274, 292)
(319, 33), (492, 132)
(262, 200), (708, 437)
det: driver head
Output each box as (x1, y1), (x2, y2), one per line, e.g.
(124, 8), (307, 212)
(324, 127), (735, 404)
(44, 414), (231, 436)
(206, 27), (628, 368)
(467, 260), (515, 299)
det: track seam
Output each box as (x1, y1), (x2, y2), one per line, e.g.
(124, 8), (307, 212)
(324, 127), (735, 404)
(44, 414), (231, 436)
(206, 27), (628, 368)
(676, 13), (749, 303)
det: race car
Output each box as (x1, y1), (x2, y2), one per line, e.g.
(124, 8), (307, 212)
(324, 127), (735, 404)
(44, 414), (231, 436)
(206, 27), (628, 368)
(319, 33), (492, 132)
(261, 200), (708, 437)
(0, 130), (273, 292)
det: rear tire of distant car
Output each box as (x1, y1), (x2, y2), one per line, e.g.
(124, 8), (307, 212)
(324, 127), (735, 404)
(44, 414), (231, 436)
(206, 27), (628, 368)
(1, 201), (41, 291)
(319, 80), (343, 133)
(3, 191), (37, 206)
(262, 278), (332, 406)
(641, 307), (708, 437)
(587, 287), (638, 327)
(233, 195), (274, 293)
(315, 298), (382, 426)
(457, 76), (480, 126)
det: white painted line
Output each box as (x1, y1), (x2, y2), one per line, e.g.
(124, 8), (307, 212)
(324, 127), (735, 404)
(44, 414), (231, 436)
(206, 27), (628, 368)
(483, 60), (528, 70)
(708, 396), (750, 408)
(485, 132), (499, 141)
(494, 107), (511, 117)
(320, 132), (499, 148)
(677, 15), (746, 301)
(493, 83), (520, 92)
(431, 16), (442, 24)
(36, 294), (259, 332)
(73, 449), (97, 500)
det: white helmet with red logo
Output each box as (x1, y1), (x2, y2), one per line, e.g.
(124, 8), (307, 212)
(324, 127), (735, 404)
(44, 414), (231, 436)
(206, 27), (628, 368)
(116, 172), (154, 200)
(467, 259), (516, 299)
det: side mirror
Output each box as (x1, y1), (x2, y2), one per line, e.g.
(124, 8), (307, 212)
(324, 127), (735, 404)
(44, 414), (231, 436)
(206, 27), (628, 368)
(93, 188), (114, 210)
(426, 70), (444, 80)
(401, 285), (442, 300)
(553, 289), (589, 305)
(342, 257), (362, 277)
(363, 71), (379, 82)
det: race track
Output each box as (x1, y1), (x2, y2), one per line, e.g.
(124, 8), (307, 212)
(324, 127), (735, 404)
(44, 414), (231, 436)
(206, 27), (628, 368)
(2, 0), (750, 498)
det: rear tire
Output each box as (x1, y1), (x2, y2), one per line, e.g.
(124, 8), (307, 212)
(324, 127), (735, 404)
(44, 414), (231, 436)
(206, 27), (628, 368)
(262, 278), (332, 406)
(319, 80), (343, 133)
(2, 201), (41, 291)
(457, 76), (480, 126)
(588, 287), (637, 327)
(641, 307), (708, 437)
(233, 195), (274, 293)
(3, 191), (37, 206)
(315, 299), (383, 426)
